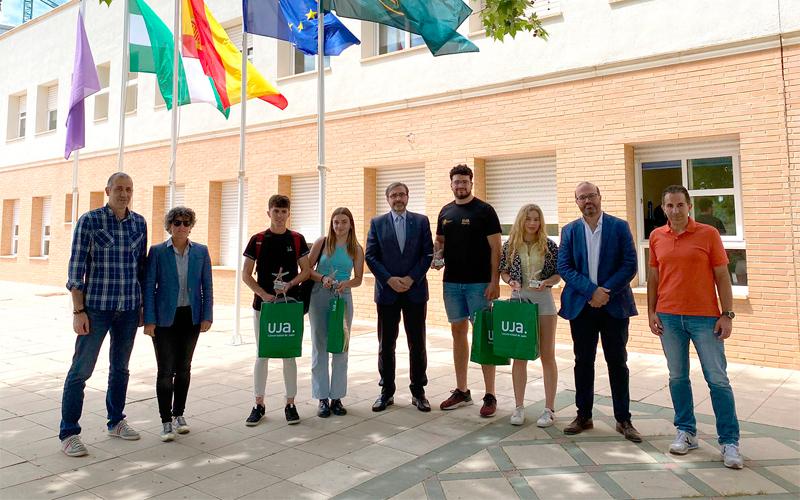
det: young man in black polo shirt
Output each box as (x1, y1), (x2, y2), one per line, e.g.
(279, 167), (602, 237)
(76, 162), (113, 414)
(433, 164), (503, 417)
(242, 195), (310, 425)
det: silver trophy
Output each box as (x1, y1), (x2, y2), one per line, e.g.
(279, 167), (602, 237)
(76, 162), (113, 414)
(432, 249), (445, 268)
(528, 269), (543, 289)
(272, 267), (289, 295)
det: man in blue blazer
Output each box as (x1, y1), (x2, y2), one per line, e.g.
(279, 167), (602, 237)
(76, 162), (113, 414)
(365, 182), (433, 412)
(557, 182), (641, 442)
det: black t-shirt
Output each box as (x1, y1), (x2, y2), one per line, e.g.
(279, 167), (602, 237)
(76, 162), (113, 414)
(436, 197), (502, 283)
(243, 229), (309, 310)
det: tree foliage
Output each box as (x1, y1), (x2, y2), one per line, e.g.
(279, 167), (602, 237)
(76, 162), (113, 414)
(480, 0), (549, 41)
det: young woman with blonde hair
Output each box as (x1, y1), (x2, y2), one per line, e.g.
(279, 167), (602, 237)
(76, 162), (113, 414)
(307, 207), (364, 417)
(499, 204), (560, 427)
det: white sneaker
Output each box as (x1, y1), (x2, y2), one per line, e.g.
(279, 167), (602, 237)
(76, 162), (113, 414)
(669, 430), (699, 455)
(173, 416), (190, 434)
(721, 443), (744, 469)
(108, 419), (141, 440)
(160, 422), (176, 442)
(536, 408), (555, 428)
(510, 406), (526, 426)
(61, 435), (88, 457)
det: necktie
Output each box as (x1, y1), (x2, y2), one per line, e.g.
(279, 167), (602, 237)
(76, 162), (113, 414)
(395, 215), (406, 253)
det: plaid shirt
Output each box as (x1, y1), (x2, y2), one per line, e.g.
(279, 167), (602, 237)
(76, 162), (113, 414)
(66, 205), (148, 311)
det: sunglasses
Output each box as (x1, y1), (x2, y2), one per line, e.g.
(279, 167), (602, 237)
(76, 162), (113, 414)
(172, 220), (192, 227)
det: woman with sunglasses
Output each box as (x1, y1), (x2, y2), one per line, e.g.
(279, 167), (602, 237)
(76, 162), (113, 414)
(143, 207), (213, 442)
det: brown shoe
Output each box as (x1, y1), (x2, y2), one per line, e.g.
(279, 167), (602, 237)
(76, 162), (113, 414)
(616, 421), (642, 443)
(563, 416), (593, 435)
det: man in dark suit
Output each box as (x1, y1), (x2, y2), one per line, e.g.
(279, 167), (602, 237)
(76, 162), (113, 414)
(557, 181), (642, 442)
(366, 182), (434, 412)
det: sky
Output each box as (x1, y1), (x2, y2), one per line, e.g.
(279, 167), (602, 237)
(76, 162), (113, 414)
(0, 0), (67, 27)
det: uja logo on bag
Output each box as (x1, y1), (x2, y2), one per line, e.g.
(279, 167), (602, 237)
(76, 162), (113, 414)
(266, 322), (294, 337)
(499, 321), (527, 338)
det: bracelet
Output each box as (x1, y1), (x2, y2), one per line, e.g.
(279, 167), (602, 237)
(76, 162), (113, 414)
(73, 308), (86, 315)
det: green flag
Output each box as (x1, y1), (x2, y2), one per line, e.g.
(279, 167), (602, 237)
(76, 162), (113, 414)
(128, 0), (228, 117)
(322, 0), (478, 56)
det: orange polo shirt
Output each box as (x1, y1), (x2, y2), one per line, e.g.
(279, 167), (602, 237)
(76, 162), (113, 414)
(648, 217), (729, 317)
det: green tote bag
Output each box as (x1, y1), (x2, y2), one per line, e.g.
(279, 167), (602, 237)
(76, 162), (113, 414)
(491, 299), (540, 361)
(259, 298), (304, 358)
(327, 295), (350, 354)
(470, 307), (510, 366)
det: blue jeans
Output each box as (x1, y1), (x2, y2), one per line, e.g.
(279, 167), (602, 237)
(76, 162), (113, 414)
(658, 313), (740, 445)
(442, 282), (489, 323)
(308, 283), (351, 400)
(59, 309), (139, 440)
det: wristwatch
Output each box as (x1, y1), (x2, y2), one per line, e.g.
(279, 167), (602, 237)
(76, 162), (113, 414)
(73, 308), (86, 315)
(721, 310), (735, 319)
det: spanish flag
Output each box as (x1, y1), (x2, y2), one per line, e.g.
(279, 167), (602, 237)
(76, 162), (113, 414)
(182, 0), (288, 111)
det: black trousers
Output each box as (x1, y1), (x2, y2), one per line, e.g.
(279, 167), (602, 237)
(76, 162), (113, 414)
(377, 296), (428, 398)
(152, 306), (201, 423)
(569, 304), (632, 423)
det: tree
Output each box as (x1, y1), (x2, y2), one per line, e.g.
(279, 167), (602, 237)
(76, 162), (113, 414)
(480, 0), (549, 41)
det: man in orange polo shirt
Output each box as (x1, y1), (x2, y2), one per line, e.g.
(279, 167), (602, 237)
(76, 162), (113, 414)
(647, 185), (742, 469)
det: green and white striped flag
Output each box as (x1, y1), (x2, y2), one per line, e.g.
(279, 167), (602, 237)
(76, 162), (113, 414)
(128, 0), (228, 117)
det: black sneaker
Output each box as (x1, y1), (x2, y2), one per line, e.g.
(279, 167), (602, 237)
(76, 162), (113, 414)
(318, 399), (331, 418)
(330, 399), (347, 416)
(245, 404), (265, 427)
(285, 404), (300, 425)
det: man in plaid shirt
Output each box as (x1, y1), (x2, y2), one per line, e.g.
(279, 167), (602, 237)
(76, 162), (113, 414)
(60, 172), (148, 457)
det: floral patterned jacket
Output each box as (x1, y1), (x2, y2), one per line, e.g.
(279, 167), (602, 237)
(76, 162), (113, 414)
(499, 239), (559, 285)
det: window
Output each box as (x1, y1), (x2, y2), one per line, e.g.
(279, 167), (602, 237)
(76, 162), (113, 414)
(635, 139), (747, 288)
(65, 193), (77, 224)
(219, 180), (248, 267)
(11, 199), (20, 256)
(95, 63), (110, 121)
(37, 196), (51, 256)
(294, 49), (330, 75)
(6, 93), (26, 140)
(290, 175), (320, 242)
(375, 165), (426, 215)
(36, 83), (58, 133)
(485, 156), (559, 238)
(227, 22), (254, 62)
(18, 98), (26, 138)
(278, 41), (330, 78)
(377, 24), (424, 55)
(125, 71), (138, 114)
(46, 85), (57, 131)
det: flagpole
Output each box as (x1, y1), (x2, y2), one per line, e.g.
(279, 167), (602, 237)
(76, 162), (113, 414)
(168, 0), (180, 208)
(232, 30), (248, 346)
(118, 0), (130, 172)
(317, 10), (326, 236)
(72, 0), (86, 227)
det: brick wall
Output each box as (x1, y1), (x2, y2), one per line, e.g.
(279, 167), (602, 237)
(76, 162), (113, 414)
(1, 46), (797, 368)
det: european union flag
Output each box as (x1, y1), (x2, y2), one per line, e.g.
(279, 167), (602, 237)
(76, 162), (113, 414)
(243, 0), (360, 56)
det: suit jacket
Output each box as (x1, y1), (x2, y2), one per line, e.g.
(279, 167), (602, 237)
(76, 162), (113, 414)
(143, 240), (213, 327)
(365, 211), (433, 305)
(557, 213), (638, 320)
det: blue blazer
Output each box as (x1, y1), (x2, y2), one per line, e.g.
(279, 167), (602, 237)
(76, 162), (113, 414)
(557, 213), (638, 320)
(365, 211), (433, 305)
(143, 241), (213, 327)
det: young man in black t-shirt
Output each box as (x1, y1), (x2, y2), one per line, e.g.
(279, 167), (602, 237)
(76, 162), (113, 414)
(242, 194), (310, 425)
(433, 164), (503, 417)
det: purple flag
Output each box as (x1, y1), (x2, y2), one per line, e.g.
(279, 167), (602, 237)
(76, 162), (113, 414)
(65, 12), (101, 160)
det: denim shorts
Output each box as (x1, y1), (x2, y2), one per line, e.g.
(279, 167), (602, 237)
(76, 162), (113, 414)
(443, 282), (489, 323)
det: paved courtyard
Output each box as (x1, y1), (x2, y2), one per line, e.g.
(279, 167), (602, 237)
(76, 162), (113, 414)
(0, 282), (798, 500)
